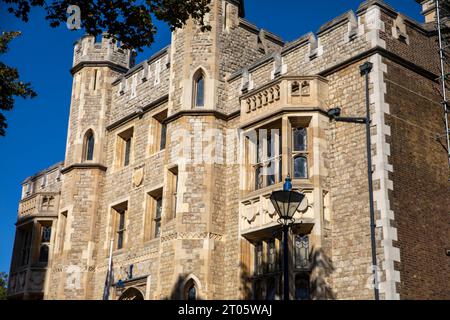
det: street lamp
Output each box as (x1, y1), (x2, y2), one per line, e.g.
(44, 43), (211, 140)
(327, 61), (379, 300)
(270, 175), (305, 301)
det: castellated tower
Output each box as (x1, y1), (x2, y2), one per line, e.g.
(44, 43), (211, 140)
(46, 35), (134, 299)
(10, 0), (449, 301)
(161, 0), (283, 299)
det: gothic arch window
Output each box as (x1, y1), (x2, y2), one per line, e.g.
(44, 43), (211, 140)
(301, 81), (310, 96)
(193, 69), (205, 108)
(291, 81), (300, 96)
(83, 130), (95, 161)
(184, 279), (199, 300)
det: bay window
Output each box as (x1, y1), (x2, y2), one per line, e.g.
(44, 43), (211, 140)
(246, 117), (310, 192)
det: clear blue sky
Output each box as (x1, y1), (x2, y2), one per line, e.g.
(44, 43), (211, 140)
(0, 0), (422, 273)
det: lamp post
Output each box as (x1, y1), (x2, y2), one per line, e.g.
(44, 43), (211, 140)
(327, 61), (379, 300)
(270, 176), (305, 301)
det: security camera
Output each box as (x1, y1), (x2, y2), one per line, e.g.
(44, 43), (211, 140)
(446, 249), (450, 257)
(327, 107), (342, 119)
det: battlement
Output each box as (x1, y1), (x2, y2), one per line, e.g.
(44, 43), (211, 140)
(72, 34), (135, 72)
(228, 0), (437, 90)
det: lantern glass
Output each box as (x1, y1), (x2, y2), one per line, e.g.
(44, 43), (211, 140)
(270, 190), (304, 221)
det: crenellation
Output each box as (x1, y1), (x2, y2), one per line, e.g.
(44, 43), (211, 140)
(8, 0), (450, 301)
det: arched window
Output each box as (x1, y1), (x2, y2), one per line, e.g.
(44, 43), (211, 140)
(184, 279), (199, 300)
(291, 81), (300, 96)
(187, 285), (197, 300)
(84, 130), (95, 161)
(193, 70), (205, 108)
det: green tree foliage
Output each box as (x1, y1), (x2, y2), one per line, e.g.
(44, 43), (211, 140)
(0, 272), (8, 299)
(1, 0), (211, 136)
(3, 0), (212, 51)
(0, 31), (37, 137)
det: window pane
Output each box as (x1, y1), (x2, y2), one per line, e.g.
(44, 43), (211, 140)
(295, 235), (310, 269)
(294, 156), (308, 179)
(41, 226), (52, 243)
(293, 128), (307, 152)
(195, 77), (205, 107)
(160, 123), (167, 150)
(38, 245), (49, 264)
(117, 232), (123, 250)
(267, 161), (276, 187)
(124, 138), (131, 166)
(188, 285), (197, 300)
(267, 240), (276, 272)
(255, 165), (263, 190)
(278, 156), (282, 183)
(154, 220), (161, 238)
(254, 280), (264, 300)
(266, 278), (276, 300)
(154, 197), (162, 238)
(21, 231), (31, 266)
(119, 211), (125, 230)
(295, 274), (310, 300)
(172, 172), (178, 219)
(86, 134), (94, 161)
(255, 242), (263, 275)
(257, 136), (263, 164)
(155, 198), (163, 219)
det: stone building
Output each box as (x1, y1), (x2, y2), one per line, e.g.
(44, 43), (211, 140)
(7, 0), (450, 300)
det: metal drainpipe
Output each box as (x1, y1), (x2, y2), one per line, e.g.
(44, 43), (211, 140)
(360, 61), (380, 300)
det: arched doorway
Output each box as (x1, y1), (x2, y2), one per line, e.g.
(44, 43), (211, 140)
(118, 287), (144, 300)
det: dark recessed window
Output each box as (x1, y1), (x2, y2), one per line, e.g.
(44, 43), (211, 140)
(113, 203), (128, 250)
(124, 138), (131, 167)
(38, 244), (49, 264)
(154, 197), (162, 238)
(41, 226), (52, 243)
(292, 127), (308, 179)
(194, 72), (205, 107)
(160, 123), (167, 151)
(293, 128), (307, 152)
(293, 156), (308, 179)
(85, 132), (95, 161)
(295, 273), (310, 300)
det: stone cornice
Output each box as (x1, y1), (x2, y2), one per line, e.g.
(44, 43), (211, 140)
(61, 163), (108, 174)
(71, 61), (129, 75)
(239, 107), (329, 130)
(106, 94), (169, 131)
(163, 109), (240, 125)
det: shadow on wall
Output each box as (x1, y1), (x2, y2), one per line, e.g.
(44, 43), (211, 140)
(165, 274), (203, 300)
(240, 246), (335, 300)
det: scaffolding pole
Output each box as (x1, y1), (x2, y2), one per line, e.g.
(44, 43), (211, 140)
(435, 0), (450, 169)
